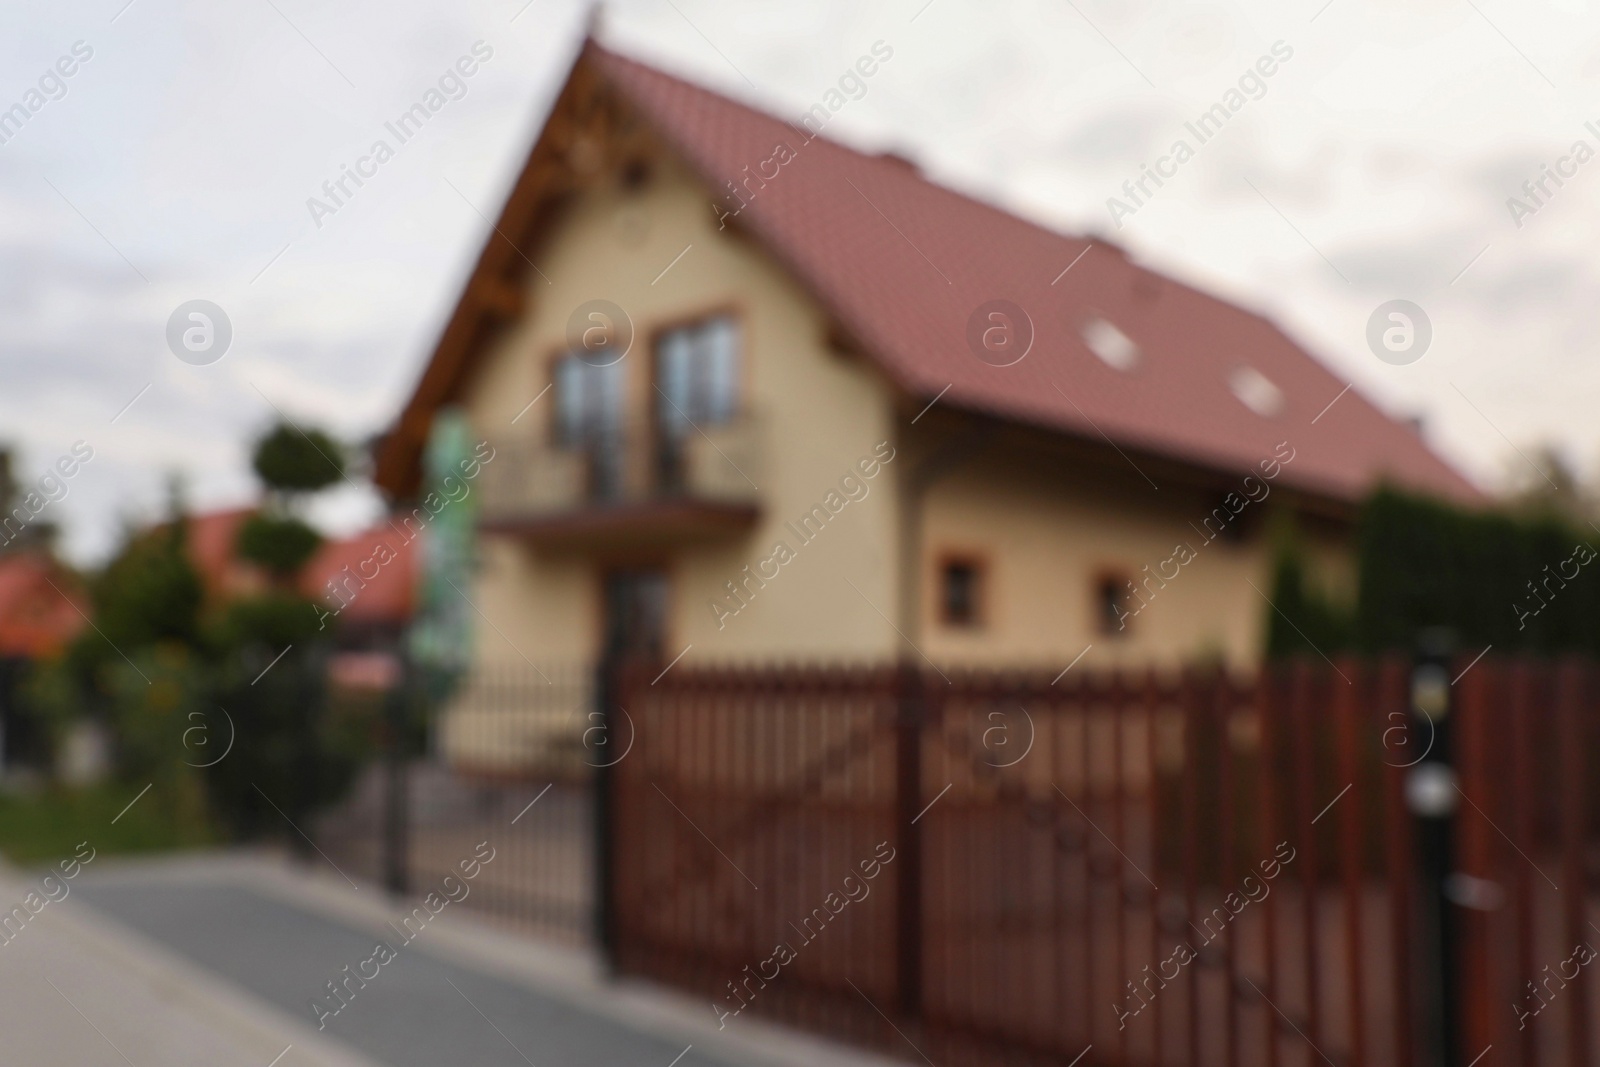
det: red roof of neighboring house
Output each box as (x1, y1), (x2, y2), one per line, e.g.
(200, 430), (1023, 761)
(301, 527), (419, 624)
(185, 507), (260, 601)
(587, 44), (1478, 504)
(0, 554), (85, 659)
(182, 508), (418, 624)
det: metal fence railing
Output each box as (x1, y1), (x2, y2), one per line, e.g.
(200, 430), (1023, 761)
(316, 663), (594, 944)
(312, 653), (1600, 1066)
(605, 656), (1600, 1067)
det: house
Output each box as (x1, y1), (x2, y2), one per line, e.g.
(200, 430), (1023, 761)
(373, 36), (1476, 762)
(0, 553), (86, 768)
(0, 554), (84, 661)
(184, 507), (419, 650)
(299, 524), (420, 652)
(184, 507), (268, 602)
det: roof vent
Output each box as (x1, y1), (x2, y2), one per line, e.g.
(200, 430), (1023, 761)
(1229, 365), (1284, 417)
(1082, 316), (1139, 371)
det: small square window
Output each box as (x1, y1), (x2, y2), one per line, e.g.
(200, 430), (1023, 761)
(940, 558), (983, 628)
(1095, 573), (1132, 636)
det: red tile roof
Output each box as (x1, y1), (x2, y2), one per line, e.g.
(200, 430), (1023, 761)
(183, 508), (417, 624)
(0, 554), (84, 659)
(185, 507), (259, 600)
(590, 43), (1478, 504)
(301, 527), (418, 624)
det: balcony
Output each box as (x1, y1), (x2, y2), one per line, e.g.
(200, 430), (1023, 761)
(478, 414), (763, 549)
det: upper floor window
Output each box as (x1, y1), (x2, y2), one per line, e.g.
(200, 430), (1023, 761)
(656, 314), (740, 432)
(554, 352), (624, 446)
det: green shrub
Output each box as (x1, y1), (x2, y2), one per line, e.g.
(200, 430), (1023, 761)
(235, 514), (322, 580)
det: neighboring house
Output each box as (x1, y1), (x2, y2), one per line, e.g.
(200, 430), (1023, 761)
(0, 553), (85, 768)
(0, 554), (83, 660)
(184, 507), (270, 602)
(299, 525), (420, 652)
(374, 37), (1476, 766)
(184, 508), (419, 650)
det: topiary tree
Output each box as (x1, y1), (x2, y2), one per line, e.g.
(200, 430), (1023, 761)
(202, 593), (356, 840)
(212, 420), (364, 842)
(235, 422), (344, 585)
(251, 424), (345, 495)
(235, 516), (321, 580)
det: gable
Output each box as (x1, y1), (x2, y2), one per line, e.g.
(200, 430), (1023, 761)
(378, 38), (1480, 509)
(374, 45), (636, 497)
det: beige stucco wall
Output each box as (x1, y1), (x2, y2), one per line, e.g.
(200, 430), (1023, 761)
(915, 444), (1353, 672)
(455, 156), (903, 674)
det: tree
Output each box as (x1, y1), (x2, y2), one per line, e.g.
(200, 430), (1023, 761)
(0, 446), (58, 554)
(251, 424), (345, 495)
(83, 518), (203, 662)
(1262, 519), (1354, 660)
(30, 490), (213, 838)
(210, 420), (362, 839)
(1267, 485), (1600, 660)
(235, 516), (320, 580)
(235, 422), (345, 584)
(1505, 445), (1590, 525)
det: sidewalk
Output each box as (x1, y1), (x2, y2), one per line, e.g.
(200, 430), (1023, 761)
(0, 860), (380, 1067)
(58, 849), (907, 1067)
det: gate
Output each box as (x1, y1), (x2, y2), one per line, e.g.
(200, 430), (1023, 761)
(609, 666), (902, 1047)
(317, 661), (595, 942)
(607, 656), (1600, 1067)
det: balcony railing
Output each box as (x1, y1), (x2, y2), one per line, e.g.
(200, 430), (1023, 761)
(478, 414), (763, 536)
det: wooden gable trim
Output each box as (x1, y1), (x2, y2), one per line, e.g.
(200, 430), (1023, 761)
(375, 40), (633, 498)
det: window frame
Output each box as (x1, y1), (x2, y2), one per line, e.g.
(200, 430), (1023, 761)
(649, 307), (745, 434)
(550, 348), (626, 448)
(936, 552), (988, 630)
(1092, 568), (1134, 637)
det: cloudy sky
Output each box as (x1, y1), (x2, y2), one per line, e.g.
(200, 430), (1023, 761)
(3, 0), (1596, 564)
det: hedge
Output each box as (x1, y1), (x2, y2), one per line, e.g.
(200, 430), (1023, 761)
(1267, 487), (1600, 657)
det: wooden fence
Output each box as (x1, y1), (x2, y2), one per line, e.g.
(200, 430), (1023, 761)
(609, 657), (1600, 1067)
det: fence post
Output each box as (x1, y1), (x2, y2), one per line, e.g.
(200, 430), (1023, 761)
(894, 658), (925, 1022)
(381, 657), (410, 897)
(1407, 631), (1460, 1067)
(593, 651), (621, 972)
(293, 643), (327, 862)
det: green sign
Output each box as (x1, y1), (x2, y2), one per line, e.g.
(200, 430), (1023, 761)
(406, 407), (479, 702)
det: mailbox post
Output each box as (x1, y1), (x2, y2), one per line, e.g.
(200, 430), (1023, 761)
(1408, 630), (1459, 1067)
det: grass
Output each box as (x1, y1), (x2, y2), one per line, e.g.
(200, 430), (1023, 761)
(0, 781), (215, 866)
